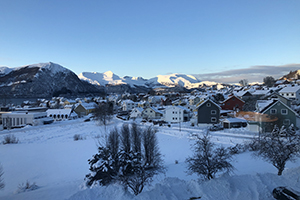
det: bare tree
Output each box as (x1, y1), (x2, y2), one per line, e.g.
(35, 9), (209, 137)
(186, 131), (234, 180)
(263, 76), (276, 87)
(252, 125), (300, 175)
(131, 123), (141, 155)
(0, 164), (4, 190)
(93, 103), (113, 130)
(239, 79), (249, 87)
(120, 124), (131, 154)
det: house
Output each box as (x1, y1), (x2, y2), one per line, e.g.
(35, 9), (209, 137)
(221, 95), (245, 111)
(233, 90), (252, 100)
(130, 107), (144, 119)
(189, 96), (201, 105)
(2, 111), (53, 129)
(63, 99), (77, 106)
(142, 107), (163, 120)
(255, 99), (298, 132)
(74, 102), (97, 117)
(121, 100), (136, 111)
(263, 92), (292, 107)
(279, 86), (300, 103)
(196, 99), (221, 125)
(164, 106), (192, 123)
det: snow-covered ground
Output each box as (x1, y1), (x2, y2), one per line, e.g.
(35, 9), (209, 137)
(0, 118), (299, 200)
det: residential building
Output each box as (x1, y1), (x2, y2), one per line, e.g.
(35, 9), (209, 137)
(74, 102), (97, 117)
(221, 95), (245, 111)
(142, 107), (163, 120)
(279, 86), (300, 103)
(196, 99), (221, 125)
(164, 106), (192, 123)
(255, 99), (298, 132)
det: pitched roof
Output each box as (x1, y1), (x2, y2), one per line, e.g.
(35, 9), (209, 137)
(279, 85), (300, 93)
(196, 99), (221, 110)
(259, 99), (298, 116)
(222, 95), (245, 103)
(76, 102), (97, 110)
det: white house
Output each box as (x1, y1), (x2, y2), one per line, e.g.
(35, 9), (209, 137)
(130, 107), (144, 119)
(164, 106), (192, 123)
(2, 112), (53, 129)
(122, 100), (136, 111)
(279, 86), (300, 103)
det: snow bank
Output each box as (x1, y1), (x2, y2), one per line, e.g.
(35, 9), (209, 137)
(68, 167), (300, 200)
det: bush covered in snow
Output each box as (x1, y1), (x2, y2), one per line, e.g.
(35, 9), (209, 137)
(2, 134), (19, 145)
(73, 134), (84, 141)
(15, 180), (39, 193)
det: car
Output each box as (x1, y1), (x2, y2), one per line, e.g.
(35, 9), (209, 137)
(209, 124), (224, 131)
(273, 186), (300, 200)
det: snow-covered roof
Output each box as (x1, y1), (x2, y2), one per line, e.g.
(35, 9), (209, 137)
(132, 107), (144, 113)
(256, 100), (273, 112)
(46, 109), (72, 115)
(222, 117), (247, 123)
(279, 85), (300, 93)
(148, 107), (164, 114)
(76, 102), (97, 110)
(196, 99), (221, 110)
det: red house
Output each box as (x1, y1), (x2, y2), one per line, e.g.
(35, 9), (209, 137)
(221, 95), (245, 111)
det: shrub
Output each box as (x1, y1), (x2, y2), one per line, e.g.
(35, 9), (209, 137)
(73, 134), (84, 141)
(16, 180), (39, 193)
(2, 134), (19, 144)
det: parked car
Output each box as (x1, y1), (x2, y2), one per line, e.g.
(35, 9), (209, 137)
(273, 186), (300, 200)
(209, 124), (224, 131)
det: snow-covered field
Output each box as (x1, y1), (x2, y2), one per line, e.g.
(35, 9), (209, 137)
(0, 118), (299, 200)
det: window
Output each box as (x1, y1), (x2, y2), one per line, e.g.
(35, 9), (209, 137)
(270, 109), (277, 114)
(281, 109), (288, 115)
(207, 103), (211, 107)
(211, 110), (217, 115)
(211, 117), (217, 123)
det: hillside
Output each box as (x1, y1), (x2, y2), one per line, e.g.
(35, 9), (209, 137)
(0, 62), (104, 97)
(280, 69), (300, 80)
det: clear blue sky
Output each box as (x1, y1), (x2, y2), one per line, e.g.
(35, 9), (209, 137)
(0, 0), (299, 82)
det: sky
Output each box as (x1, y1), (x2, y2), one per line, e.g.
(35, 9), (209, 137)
(0, 0), (299, 83)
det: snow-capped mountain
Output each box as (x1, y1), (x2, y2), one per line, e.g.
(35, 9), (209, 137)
(0, 62), (103, 97)
(78, 71), (148, 87)
(78, 71), (225, 90)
